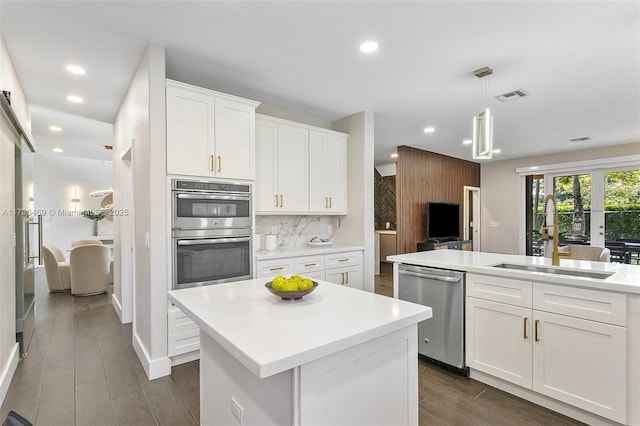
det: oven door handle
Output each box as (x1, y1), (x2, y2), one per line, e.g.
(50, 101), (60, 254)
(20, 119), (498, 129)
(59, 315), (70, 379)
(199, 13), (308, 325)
(176, 193), (249, 201)
(177, 237), (251, 246)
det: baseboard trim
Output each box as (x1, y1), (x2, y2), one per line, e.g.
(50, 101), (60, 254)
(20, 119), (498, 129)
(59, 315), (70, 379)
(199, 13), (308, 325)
(112, 294), (123, 322)
(0, 343), (20, 406)
(170, 350), (200, 367)
(470, 369), (619, 426)
(133, 332), (171, 380)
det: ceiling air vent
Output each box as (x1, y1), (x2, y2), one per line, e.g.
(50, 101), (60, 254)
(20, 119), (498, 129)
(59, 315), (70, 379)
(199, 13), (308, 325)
(496, 89), (529, 102)
(569, 136), (591, 143)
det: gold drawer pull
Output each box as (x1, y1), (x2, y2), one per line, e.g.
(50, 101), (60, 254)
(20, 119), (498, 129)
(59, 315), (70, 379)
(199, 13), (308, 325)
(329, 197), (332, 208)
(325, 197), (328, 208)
(279, 194), (283, 207)
(269, 267), (283, 271)
(217, 156), (222, 172)
(304, 263), (317, 267)
(338, 258), (349, 262)
(275, 194), (278, 208)
(534, 319), (540, 342)
(523, 317), (528, 339)
(210, 155), (214, 171)
(345, 271), (349, 284)
(341, 272), (345, 284)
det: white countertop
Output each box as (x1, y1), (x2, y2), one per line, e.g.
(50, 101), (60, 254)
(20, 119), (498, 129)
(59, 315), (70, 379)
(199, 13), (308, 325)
(255, 244), (364, 260)
(388, 250), (640, 294)
(168, 279), (431, 378)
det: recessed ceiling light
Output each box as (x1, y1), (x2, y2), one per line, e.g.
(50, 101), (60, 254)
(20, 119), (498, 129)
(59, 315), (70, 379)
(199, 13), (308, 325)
(65, 64), (86, 75)
(492, 149), (501, 154)
(462, 139), (472, 145)
(391, 153), (399, 158)
(423, 127), (435, 133)
(52, 148), (63, 153)
(49, 125), (63, 132)
(360, 41), (378, 53)
(67, 94), (83, 103)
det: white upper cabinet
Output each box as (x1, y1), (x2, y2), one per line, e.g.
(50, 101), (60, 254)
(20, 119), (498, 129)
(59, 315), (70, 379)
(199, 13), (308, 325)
(256, 114), (348, 215)
(166, 80), (259, 179)
(309, 130), (347, 214)
(166, 82), (213, 176)
(255, 116), (309, 213)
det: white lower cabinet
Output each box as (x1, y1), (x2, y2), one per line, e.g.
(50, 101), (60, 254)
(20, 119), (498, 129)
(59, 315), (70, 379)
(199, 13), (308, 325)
(168, 306), (199, 357)
(532, 310), (626, 422)
(466, 297), (532, 388)
(256, 250), (363, 289)
(465, 273), (627, 424)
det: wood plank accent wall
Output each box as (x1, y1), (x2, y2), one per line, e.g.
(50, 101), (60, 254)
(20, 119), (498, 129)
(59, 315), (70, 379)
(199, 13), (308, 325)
(396, 145), (480, 255)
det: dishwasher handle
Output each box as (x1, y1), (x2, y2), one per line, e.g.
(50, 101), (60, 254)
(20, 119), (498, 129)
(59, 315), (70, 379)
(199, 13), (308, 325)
(398, 269), (461, 283)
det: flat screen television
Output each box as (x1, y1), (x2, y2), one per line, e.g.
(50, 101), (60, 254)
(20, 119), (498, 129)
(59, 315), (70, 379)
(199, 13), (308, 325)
(427, 202), (460, 240)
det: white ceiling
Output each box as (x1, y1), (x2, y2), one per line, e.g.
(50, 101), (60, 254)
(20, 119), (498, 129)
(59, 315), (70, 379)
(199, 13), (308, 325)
(2, 1), (639, 165)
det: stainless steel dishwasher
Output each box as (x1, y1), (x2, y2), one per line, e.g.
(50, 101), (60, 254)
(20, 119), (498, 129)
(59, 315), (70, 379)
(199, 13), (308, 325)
(398, 264), (466, 372)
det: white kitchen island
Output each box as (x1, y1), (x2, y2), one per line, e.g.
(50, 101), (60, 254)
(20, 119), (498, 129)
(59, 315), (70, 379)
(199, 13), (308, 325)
(389, 250), (640, 426)
(168, 278), (431, 426)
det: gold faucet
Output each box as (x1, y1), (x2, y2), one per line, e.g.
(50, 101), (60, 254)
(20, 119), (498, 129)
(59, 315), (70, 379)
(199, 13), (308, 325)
(541, 194), (571, 266)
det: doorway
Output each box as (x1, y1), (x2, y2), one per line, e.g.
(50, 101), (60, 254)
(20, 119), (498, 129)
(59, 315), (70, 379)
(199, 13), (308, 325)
(463, 186), (481, 250)
(118, 146), (134, 324)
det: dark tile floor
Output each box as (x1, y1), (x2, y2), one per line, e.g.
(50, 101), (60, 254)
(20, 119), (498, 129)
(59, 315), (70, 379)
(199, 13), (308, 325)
(1, 265), (583, 425)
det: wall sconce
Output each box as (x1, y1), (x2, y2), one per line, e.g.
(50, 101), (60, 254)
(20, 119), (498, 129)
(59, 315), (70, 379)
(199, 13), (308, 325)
(71, 186), (81, 211)
(472, 66), (493, 160)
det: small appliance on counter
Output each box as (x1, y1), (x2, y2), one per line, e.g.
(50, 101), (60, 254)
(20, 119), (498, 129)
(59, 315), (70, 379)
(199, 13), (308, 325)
(265, 234), (278, 251)
(307, 237), (332, 248)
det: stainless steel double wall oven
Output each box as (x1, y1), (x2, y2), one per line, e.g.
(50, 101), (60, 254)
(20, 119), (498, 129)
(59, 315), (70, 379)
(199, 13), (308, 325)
(171, 179), (252, 290)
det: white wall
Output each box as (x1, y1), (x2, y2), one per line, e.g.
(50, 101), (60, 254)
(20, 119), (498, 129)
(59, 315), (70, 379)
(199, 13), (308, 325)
(113, 43), (169, 379)
(332, 112), (376, 293)
(481, 142), (640, 254)
(34, 155), (113, 256)
(0, 33), (27, 406)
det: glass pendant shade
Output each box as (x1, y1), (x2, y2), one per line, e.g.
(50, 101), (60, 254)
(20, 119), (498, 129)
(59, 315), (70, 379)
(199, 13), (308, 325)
(473, 108), (493, 159)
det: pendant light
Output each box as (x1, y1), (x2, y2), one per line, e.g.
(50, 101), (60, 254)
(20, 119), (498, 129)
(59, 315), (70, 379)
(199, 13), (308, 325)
(472, 66), (493, 159)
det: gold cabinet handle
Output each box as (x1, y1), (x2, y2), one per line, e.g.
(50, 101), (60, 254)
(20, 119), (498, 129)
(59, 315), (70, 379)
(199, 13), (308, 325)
(345, 271), (349, 284)
(341, 272), (345, 284)
(270, 267), (283, 271)
(534, 319), (540, 342)
(329, 197), (332, 208)
(523, 317), (528, 339)
(210, 155), (214, 171)
(279, 194), (283, 207)
(217, 156), (222, 172)
(304, 263), (317, 267)
(338, 258), (349, 262)
(325, 197), (328, 208)
(275, 194), (279, 208)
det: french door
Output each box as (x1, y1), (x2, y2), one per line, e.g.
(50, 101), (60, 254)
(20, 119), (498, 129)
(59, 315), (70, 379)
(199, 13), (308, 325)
(526, 167), (639, 254)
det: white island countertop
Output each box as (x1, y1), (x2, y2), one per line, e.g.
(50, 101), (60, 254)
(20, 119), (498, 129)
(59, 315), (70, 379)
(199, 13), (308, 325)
(388, 250), (640, 294)
(168, 279), (431, 378)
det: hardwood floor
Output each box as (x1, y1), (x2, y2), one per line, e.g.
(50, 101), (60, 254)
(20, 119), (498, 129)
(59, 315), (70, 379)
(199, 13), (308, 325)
(1, 265), (584, 425)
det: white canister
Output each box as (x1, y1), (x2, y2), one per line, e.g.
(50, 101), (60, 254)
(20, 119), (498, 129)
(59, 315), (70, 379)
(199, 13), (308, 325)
(254, 234), (261, 251)
(265, 234), (278, 251)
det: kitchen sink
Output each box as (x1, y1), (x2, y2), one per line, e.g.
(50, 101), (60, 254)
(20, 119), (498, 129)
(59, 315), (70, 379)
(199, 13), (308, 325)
(491, 263), (614, 279)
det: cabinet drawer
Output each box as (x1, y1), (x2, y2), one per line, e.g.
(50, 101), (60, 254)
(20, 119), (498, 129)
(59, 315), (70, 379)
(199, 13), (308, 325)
(304, 270), (325, 281)
(466, 273), (532, 308)
(256, 258), (294, 278)
(325, 251), (362, 269)
(294, 255), (325, 274)
(168, 307), (200, 356)
(168, 307), (199, 335)
(168, 328), (200, 357)
(533, 283), (627, 326)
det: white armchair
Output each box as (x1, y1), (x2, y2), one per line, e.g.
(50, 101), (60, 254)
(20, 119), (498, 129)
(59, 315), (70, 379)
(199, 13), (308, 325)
(559, 245), (611, 262)
(71, 239), (103, 248)
(42, 245), (71, 292)
(70, 244), (111, 296)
